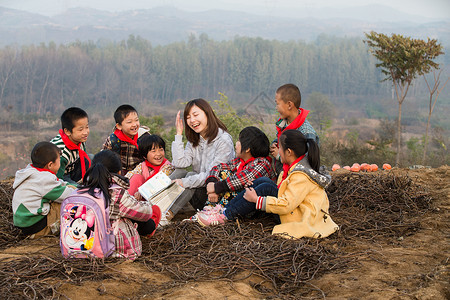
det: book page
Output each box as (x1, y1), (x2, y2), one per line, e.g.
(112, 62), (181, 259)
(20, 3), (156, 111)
(150, 183), (185, 213)
(138, 172), (172, 200)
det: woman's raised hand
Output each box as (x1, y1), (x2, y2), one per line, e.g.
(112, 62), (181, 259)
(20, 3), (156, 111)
(175, 110), (184, 135)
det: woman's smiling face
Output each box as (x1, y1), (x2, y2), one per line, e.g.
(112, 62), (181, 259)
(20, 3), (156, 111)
(186, 105), (208, 137)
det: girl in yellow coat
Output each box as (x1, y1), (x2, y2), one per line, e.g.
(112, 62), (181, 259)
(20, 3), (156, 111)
(244, 129), (338, 239)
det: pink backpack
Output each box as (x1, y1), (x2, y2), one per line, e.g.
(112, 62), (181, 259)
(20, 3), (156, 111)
(60, 189), (115, 258)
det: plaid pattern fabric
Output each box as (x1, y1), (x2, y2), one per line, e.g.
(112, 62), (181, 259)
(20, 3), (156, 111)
(108, 175), (153, 260)
(102, 132), (147, 174)
(207, 157), (275, 193)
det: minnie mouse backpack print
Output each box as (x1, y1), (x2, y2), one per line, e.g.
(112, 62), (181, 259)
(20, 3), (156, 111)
(60, 189), (115, 258)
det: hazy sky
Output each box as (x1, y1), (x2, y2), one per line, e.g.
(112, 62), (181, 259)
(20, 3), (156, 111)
(1, 0), (449, 19)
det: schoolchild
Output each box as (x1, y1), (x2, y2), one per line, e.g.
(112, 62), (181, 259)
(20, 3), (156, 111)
(50, 107), (91, 184)
(201, 126), (275, 210)
(269, 84), (319, 175)
(79, 150), (161, 260)
(169, 98), (235, 217)
(125, 134), (175, 196)
(197, 130), (338, 240)
(12, 142), (76, 238)
(102, 104), (150, 175)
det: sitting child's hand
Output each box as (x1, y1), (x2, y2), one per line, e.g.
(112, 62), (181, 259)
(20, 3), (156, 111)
(67, 185), (77, 189)
(208, 193), (219, 203)
(270, 142), (279, 158)
(134, 191), (143, 201)
(244, 187), (258, 203)
(206, 182), (215, 194)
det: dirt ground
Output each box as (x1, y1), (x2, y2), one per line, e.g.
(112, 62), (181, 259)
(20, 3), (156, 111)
(0, 166), (448, 299)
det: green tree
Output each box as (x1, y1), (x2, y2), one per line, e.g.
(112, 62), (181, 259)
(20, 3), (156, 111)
(364, 31), (443, 166)
(212, 92), (256, 141)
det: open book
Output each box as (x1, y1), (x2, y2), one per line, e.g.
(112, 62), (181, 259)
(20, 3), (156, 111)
(138, 172), (173, 201)
(138, 172), (185, 214)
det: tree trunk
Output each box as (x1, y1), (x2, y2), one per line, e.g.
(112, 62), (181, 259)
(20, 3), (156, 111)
(396, 102), (402, 167)
(422, 95), (433, 164)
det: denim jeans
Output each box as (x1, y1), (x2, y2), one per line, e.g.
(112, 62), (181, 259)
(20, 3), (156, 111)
(224, 177), (278, 220)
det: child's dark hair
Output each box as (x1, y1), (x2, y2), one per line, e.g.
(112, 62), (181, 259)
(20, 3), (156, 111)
(184, 98), (228, 147)
(138, 134), (166, 159)
(31, 142), (60, 168)
(238, 126), (270, 158)
(80, 150), (122, 205)
(61, 107), (88, 132)
(114, 104), (138, 125)
(279, 130), (320, 172)
(276, 83), (301, 108)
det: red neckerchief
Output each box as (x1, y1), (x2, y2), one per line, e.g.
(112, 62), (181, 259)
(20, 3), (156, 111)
(237, 157), (255, 173)
(31, 164), (58, 179)
(59, 129), (91, 179)
(277, 154), (305, 188)
(145, 158), (167, 179)
(276, 108), (310, 140)
(114, 128), (139, 148)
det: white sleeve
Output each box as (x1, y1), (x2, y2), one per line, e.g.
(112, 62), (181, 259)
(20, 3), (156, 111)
(181, 134), (235, 188)
(171, 135), (194, 168)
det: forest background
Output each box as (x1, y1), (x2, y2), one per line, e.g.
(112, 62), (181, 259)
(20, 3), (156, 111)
(0, 6), (449, 179)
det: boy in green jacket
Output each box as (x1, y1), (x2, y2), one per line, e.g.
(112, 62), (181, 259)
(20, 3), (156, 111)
(12, 142), (75, 238)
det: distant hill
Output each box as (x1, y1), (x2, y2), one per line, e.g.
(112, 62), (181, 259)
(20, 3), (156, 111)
(0, 5), (449, 46)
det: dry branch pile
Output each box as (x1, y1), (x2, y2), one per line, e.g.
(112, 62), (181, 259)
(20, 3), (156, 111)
(0, 256), (120, 299)
(327, 172), (432, 241)
(0, 171), (433, 299)
(0, 181), (21, 248)
(141, 221), (356, 298)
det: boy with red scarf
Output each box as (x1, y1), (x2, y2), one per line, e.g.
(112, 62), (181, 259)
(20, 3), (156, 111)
(269, 84), (319, 176)
(12, 142), (75, 238)
(102, 104), (150, 175)
(50, 107), (91, 185)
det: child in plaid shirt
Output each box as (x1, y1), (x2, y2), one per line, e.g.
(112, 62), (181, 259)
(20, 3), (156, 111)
(102, 104), (150, 175)
(79, 150), (161, 260)
(190, 126), (275, 221)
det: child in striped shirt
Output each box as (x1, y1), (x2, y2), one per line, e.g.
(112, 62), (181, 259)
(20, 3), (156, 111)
(50, 107), (91, 184)
(80, 150), (161, 260)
